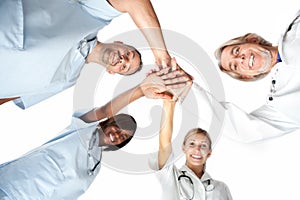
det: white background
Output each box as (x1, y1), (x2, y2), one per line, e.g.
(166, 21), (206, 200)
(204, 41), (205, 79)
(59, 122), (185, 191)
(1, 0), (300, 199)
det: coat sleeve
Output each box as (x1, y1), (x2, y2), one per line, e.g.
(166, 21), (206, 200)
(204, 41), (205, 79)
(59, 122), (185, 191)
(193, 84), (300, 143)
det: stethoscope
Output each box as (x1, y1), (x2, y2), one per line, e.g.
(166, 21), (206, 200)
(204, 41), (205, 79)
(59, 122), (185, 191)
(78, 35), (97, 59)
(178, 171), (214, 200)
(87, 127), (102, 176)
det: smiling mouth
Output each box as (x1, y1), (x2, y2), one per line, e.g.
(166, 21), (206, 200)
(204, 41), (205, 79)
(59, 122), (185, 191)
(191, 155), (202, 159)
(109, 133), (115, 143)
(249, 54), (254, 68)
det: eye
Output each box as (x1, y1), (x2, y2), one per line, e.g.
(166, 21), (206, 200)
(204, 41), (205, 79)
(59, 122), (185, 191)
(234, 47), (239, 55)
(189, 142), (195, 147)
(230, 63), (237, 71)
(200, 144), (209, 150)
(121, 65), (126, 71)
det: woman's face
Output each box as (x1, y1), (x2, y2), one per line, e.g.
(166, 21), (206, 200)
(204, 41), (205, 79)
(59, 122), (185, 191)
(182, 133), (211, 168)
(100, 125), (133, 146)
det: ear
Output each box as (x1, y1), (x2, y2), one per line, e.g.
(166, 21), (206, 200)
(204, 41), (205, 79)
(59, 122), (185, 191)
(182, 144), (186, 152)
(106, 69), (115, 75)
(244, 33), (261, 44)
(113, 41), (123, 44)
(207, 150), (212, 158)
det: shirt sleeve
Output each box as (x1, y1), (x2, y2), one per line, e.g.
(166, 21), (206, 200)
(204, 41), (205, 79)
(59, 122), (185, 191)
(223, 182), (233, 200)
(0, 0), (24, 50)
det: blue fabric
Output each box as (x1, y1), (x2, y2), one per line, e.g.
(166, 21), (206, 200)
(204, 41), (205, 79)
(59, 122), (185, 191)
(0, 112), (102, 200)
(0, 0), (122, 109)
(277, 52), (282, 63)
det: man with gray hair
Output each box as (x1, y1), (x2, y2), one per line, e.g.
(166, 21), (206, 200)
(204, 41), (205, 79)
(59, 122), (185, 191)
(201, 10), (300, 142)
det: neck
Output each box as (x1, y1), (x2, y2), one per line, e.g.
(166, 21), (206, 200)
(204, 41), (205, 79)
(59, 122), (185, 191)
(187, 163), (204, 179)
(270, 46), (279, 68)
(85, 42), (104, 65)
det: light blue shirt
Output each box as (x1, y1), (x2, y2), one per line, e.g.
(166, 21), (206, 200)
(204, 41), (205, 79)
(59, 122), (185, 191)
(0, 111), (102, 200)
(0, 0), (122, 109)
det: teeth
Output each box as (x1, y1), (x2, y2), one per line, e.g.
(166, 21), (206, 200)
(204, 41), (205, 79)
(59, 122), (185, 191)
(249, 55), (254, 67)
(109, 134), (114, 142)
(192, 155), (201, 159)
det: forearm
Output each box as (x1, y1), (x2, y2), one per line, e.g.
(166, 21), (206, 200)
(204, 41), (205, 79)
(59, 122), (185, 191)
(158, 100), (175, 169)
(128, 0), (171, 65)
(111, 0), (170, 65)
(80, 84), (144, 123)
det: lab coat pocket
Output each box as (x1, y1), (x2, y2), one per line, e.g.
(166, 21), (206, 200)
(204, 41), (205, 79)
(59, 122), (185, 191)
(0, 0), (24, 50)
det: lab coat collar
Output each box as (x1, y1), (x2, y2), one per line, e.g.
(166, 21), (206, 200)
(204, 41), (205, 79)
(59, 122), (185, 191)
(180, 165), (213, 183)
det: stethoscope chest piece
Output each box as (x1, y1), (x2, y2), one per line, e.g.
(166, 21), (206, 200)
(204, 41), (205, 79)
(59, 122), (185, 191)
(206, 184), (214, 191)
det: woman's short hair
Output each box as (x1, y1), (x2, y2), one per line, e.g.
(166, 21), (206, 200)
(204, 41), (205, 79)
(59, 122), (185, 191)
(99, 113), (137, 151)
(182, 128), (212, 150)
(214, 33), (272, 82)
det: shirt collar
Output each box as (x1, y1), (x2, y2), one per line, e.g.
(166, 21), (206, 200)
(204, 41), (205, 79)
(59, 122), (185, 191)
(180, 165), (212, 182)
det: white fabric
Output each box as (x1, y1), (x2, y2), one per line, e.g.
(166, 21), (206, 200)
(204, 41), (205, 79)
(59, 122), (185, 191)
(150, 153), (232, 200)
(0, 111), (102, 200)
(0, 0), (122, 109)
(194, 10), (300, 143)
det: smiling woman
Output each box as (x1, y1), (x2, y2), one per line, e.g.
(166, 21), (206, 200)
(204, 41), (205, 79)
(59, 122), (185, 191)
(150, 100), (233, 200)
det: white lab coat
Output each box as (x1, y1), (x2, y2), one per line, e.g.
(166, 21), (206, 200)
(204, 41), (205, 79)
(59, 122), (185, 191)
(0, 111), (102, 200)
(192, 10), (300, 143)
(0, 0), (122, 109)
(150, 153), (233, 200)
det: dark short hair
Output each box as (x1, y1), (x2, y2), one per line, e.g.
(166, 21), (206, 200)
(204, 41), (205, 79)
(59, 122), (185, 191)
(99, 113), (137, 151)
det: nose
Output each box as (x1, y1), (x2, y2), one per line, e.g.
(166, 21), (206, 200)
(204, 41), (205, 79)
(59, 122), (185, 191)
(235, 54), (245, 63)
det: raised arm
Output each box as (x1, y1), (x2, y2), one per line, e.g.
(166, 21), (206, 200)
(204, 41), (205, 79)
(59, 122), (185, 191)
(158, 100), (176, 169)
(80, 64), (193, 123)
(108, 0), (171, 67)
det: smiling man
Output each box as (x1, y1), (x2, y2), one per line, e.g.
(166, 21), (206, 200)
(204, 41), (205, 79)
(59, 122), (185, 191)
(215, 33), (278, 81)
(208, 10), (300, 142)
(0, 0), (176, 109)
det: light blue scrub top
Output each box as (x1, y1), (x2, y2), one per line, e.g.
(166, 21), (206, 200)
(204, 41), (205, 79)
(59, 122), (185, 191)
(0, 111), (102, 200)
(0, 0), (122, 109)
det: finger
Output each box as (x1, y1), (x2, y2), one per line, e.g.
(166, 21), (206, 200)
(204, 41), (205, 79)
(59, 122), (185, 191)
(155, 67), (172, 76)
(164, 75), (192, 85)
(165, 82), (188, 89)
(171, 57), (178, 71)
(156, 93), (173, 100)
(160, 68), (184, 79)
(161, 59), (168, 69)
